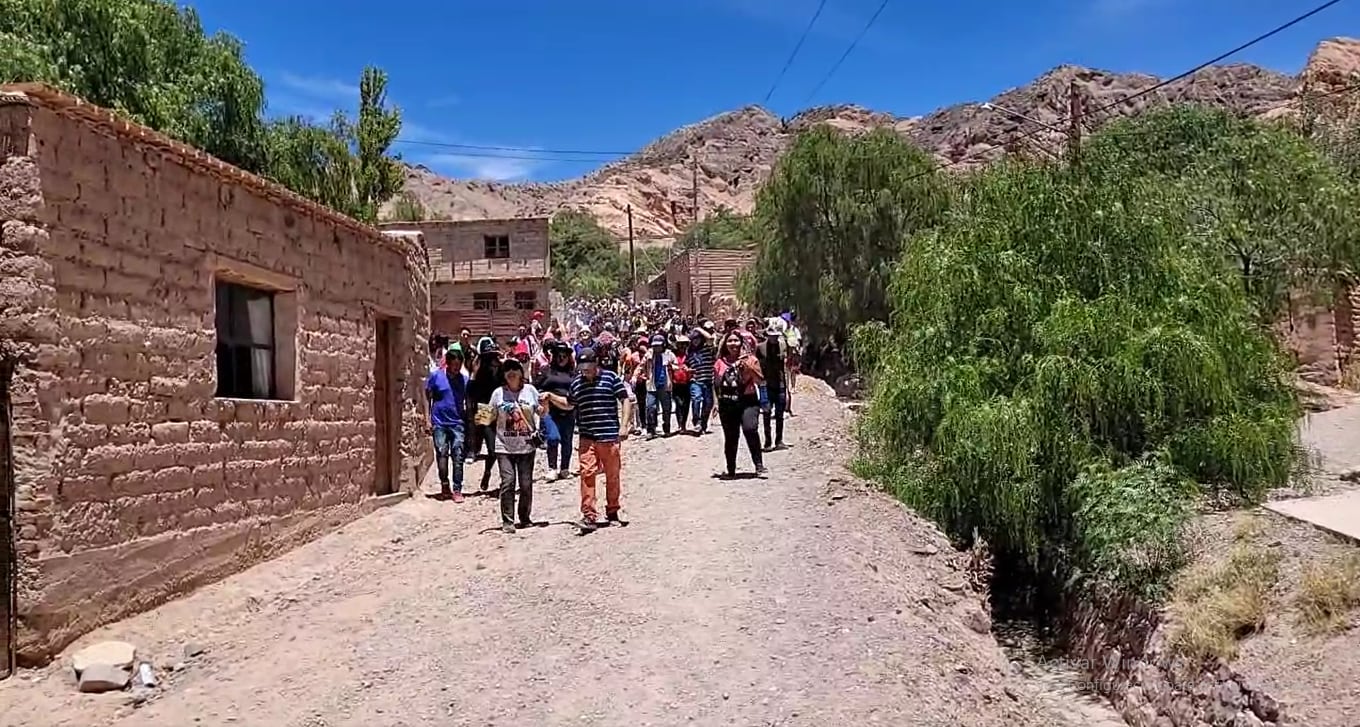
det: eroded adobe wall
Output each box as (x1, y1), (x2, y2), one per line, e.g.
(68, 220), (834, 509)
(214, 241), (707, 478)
(0, 87), (429, 664)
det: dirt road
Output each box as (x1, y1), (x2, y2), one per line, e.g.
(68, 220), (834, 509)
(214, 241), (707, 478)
(2, 384), (1060, 727)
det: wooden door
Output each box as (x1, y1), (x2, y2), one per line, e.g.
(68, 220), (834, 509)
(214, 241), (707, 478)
(373, 319), (401, 496)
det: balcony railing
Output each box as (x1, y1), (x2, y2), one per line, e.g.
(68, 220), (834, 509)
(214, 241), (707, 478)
(433, 257), (550, 282)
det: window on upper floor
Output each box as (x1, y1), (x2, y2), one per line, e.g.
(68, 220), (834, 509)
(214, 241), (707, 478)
(483, 234), (510, 259)
(473, 292), (498, 310)
(513, 291), (537, 310)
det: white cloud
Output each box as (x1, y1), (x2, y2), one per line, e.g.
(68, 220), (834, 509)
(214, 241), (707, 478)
(419, 152), (541, 182)
(276, 72), (360, 102)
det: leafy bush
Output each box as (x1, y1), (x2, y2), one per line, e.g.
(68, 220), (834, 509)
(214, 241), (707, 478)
(855, 148), (1303, 596)
(741, 126), (952, 339)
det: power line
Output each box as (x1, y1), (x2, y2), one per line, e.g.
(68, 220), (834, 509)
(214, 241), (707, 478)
(803, 0), (892, 103)
(1083, 0), (1346, 119)
(763, 0), (830, 105)
(902, 0), (1349, 184)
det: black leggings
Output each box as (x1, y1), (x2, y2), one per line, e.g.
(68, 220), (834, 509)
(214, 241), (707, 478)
(718, 398), (762, 474)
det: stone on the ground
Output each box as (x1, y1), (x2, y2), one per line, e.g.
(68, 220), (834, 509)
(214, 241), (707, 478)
(77, 663), (131, 693)
(182, 642), (205, 658)
(961, 606), (992, 635)
(71, 640), (136, 674)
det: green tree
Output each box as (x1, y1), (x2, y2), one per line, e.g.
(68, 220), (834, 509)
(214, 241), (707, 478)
(741, 126), (952, 339)
(550, 210), (627, 296)
(676, 206), (752, 250)
(855, 148), (1304, 598)
(384, 191), (428, 222)
(0, 0), (269, 172)
(348, 67), (404, 222)
(0, 0), (408, 223)
(264, 113), (356, 216)
(1084, 106), (1359, 322)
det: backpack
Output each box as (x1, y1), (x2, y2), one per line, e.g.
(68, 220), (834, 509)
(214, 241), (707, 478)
(717, 359), (743, 401)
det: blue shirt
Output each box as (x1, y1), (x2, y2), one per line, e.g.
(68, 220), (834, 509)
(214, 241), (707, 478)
(426, 369), (468, 428)
(567, 369), (628, 443)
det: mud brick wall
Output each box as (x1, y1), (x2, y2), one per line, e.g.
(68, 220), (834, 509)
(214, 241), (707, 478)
(0, 86), (431, 665)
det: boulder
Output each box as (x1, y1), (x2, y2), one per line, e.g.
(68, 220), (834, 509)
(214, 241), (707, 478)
(77, 663), (131, 693)
(71, 640), (136, 674)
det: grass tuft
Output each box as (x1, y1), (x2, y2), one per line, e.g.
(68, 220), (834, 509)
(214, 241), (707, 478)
(1294, 552), (1360, 633)
(1168, 539), (1281, 661)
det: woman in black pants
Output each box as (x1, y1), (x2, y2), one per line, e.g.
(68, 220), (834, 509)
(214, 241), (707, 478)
(467, 343), (503, 493)
(713, 331), (767, 478)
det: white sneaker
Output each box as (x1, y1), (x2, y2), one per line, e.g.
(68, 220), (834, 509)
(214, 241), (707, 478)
(544, 470), (559, 482)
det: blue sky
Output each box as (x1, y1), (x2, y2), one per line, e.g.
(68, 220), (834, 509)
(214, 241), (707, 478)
(189, 0), (1356, 183)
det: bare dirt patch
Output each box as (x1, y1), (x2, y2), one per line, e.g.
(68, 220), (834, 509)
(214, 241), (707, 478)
(1170, 507), (1360, 727)
(0, 383), (1067, 727)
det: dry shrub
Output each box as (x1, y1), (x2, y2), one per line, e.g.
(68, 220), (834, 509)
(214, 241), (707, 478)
(1168, 523), (1281, 661)
(1294, 552), (1360, 633)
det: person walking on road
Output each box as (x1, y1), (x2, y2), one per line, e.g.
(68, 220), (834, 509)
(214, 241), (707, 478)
(468, 338), (502, 491)
(688, 321), (718, 435)
(489, 358), (543, 533)
(568, 349), (632, 531)
(641, 333), (677, 439)
(533, 341), (577, 481)
(714, 331), (767, 479)
(671, 335), (693, 434)
(757, 322), (788, 451)
(426, 345), (470, 501)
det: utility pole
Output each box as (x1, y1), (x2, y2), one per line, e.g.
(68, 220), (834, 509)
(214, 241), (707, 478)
(627, 204), (637, 303)
(1067, 80), (1083, 165)
(690, 157), (699, 227)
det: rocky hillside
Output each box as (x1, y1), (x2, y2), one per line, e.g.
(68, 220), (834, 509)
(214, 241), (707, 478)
(390, 38), (1360, 239)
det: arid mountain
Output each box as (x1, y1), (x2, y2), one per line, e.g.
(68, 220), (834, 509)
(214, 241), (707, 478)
(389, 38), (1360, 240)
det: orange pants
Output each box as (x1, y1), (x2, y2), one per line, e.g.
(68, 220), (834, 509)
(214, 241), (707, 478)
(578, 438), (622, 520)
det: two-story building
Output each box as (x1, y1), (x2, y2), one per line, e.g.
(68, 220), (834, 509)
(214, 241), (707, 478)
(378, 218), (551, 337)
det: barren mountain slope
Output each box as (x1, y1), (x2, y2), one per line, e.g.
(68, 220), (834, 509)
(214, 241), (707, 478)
(390, 37), (1360, 239)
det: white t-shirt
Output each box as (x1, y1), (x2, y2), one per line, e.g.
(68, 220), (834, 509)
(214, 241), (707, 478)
(489, 384), (541, 455)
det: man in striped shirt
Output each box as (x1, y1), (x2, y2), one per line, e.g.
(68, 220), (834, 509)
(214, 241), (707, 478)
(687, 320), (718, 435)
(568, 349), (633, 530)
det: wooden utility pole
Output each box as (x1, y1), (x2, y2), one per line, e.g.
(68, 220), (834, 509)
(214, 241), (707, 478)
(1067, 80), (1084, 164)
(690, 157), (699, 226)
(626, 204), (637, 302)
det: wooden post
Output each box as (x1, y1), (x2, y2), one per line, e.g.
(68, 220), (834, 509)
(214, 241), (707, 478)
(627, 204), (637, 303)
(1067, 80), (1083, 164)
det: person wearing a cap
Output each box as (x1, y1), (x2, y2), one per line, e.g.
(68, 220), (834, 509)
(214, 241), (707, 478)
(426, 344), (470, 501)
(640, 333), (678, 439)
(567, 348), (632, 531)
(757, 321), (788, 451)
(671, 334), (693, 433)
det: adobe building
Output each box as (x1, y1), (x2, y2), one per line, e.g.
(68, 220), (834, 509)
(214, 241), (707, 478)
(377, 218), (550, 337)
(0, 85), (432, 672)
(660, 248), (756, 318)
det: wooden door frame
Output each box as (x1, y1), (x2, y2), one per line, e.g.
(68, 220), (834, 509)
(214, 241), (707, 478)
(0, 358), (15, 680)
(372, 318), (401, 496)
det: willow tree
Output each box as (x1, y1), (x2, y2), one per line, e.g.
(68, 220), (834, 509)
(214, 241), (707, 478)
(1085, 106), (1359, 322)
(856, 150), (1303, 598)
(0, 0), (269, 171)
(742, 126), (951, 339)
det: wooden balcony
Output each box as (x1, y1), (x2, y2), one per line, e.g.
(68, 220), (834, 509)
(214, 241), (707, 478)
(433, 257), (550, 283)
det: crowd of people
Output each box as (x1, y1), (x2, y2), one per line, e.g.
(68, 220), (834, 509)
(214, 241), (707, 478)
(423, 305), (805, 534)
